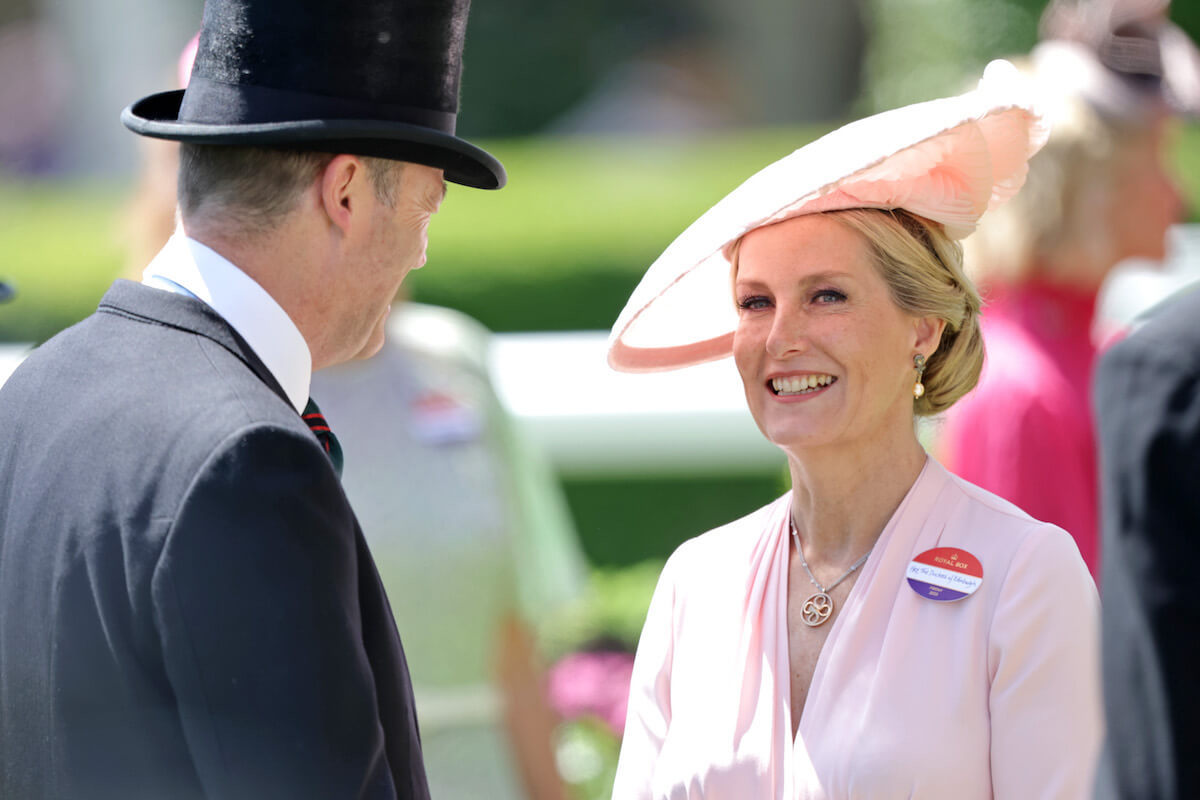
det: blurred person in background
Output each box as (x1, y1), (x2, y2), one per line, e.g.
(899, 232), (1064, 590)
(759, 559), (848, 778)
(311, 306), (586, 800)
(546, 9), (740, 137)
(607, 63), (1100, 798)
(939, 0), (1197, 580)
(1093, 280), (1200, 799)
(0, 0), (508, 797)
(122, 31), (587, 800)
(120, 33), (200, 274)
(0, 17), (70, 174)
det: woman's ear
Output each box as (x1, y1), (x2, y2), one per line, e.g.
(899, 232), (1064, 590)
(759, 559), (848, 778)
(913, 315), (947, 357)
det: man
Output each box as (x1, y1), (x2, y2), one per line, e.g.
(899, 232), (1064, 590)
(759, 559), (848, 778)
(1093, 283), (1200, 800)
(0, 1), (504, 798)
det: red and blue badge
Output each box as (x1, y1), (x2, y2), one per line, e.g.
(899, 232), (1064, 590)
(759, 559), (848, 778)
(906, 547), (983, 602)
(410, 390), (482, 446)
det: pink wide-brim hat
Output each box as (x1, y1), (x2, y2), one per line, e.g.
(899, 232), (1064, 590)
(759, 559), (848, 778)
(607, 60), (1050, 373)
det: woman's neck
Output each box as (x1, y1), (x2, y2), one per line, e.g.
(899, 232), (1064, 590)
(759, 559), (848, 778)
(785, 423), (927, 568)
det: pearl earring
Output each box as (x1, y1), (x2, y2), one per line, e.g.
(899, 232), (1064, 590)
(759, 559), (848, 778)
(913, 353), (927, 399)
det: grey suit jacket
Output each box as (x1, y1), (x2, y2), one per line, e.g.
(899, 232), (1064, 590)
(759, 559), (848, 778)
(0, 280), (430, 799)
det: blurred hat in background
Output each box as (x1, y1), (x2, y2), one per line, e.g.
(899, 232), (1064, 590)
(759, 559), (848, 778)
(1037, 0), (1200, 120)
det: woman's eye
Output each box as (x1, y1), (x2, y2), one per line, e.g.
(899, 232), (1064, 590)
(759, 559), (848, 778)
(737, 295), (771, 311)
(813, 289), (846, 304)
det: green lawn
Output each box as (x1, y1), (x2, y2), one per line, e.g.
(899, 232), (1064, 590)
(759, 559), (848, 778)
(0, 182), (129, 343)
(5, 124), (1200, 343)
(0, 127), (822, 342)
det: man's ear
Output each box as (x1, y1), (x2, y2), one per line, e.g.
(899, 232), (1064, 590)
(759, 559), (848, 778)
(319, 154), (368, 235)
(913, 314), (947, 358)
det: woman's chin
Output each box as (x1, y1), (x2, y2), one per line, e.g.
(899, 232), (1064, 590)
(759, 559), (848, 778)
(761, 423), (839, 454)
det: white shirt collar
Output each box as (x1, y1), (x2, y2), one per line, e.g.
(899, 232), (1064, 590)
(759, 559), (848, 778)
(142, 231), (312, 414)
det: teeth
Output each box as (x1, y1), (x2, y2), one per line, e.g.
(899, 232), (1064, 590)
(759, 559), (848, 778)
(772, 375), (835, 395)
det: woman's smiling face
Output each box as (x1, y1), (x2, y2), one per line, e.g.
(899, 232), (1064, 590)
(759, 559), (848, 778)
(732, 213), (936, 454)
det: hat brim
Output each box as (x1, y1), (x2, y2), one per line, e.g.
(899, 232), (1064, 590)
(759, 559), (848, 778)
(122, 90), (506, 190)
(607, 60), (1049, 373)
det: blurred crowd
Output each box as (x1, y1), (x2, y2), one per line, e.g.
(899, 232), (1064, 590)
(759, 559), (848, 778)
(940, 0), (1196, 580)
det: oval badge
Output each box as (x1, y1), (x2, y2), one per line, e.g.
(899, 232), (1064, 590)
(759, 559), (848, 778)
(906, 547), (983, 602)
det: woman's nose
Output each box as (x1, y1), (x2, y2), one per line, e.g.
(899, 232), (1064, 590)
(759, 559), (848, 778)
(765, 308), (809, 359)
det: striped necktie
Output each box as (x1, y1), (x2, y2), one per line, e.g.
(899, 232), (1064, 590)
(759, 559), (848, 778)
(302, 397), (344, 477)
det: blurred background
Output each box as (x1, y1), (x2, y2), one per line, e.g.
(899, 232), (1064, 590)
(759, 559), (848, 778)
(2, 0), (1200, 797)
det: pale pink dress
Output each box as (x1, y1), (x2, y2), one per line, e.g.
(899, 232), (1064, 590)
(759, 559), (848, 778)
(613, 458), (1101, 799)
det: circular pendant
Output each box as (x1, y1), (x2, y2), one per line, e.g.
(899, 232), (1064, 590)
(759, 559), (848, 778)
(801, 592), (834, 626)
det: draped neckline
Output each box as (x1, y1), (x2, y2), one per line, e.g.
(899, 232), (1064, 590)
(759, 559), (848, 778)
(772, 456), (951, 791)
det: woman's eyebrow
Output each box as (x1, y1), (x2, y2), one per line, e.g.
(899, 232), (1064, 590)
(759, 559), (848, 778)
(736, 269), (857, 288)
(798, 269), (856, 283)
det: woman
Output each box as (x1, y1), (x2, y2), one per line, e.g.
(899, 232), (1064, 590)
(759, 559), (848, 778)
(607, 62), (1101, 798)
(940, 2), (1193, 580)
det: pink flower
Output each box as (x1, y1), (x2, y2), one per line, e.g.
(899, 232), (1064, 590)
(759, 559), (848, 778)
(548, 650), (636, 737)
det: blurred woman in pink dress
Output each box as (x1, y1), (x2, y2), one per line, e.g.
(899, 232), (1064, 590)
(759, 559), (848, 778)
(605, 62), (1101, 799)
(940, 0), (1195, 579)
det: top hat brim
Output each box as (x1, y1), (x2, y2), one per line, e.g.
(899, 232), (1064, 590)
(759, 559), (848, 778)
(122, 90), (506, 190)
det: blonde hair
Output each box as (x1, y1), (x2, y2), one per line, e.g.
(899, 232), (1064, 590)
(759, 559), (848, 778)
(831, 208), (984, 416)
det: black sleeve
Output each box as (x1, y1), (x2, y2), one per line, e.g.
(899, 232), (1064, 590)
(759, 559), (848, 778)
(1095, 337), (1200, 800)
(151, 424), (398, 799)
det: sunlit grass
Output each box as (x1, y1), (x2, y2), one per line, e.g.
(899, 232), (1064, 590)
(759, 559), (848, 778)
(3, 123), (1199, 343)
(0, 181), (128, 342)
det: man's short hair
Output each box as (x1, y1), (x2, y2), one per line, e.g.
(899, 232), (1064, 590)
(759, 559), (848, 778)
(177, 145), (405, 237)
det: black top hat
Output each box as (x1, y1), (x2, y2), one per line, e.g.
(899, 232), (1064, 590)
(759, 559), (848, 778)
(122, 0), (505, 189)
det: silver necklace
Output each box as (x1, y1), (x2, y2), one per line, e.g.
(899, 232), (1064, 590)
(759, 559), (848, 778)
(789, 516), (873, 627)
